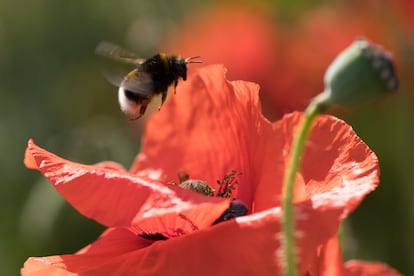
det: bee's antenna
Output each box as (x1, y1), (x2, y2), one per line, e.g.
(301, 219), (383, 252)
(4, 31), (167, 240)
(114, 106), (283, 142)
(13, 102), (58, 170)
(185, 56), (203, 64)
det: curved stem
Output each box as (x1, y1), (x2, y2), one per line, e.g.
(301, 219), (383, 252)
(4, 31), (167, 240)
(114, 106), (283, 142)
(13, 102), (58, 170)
(282, 100), (322, 276)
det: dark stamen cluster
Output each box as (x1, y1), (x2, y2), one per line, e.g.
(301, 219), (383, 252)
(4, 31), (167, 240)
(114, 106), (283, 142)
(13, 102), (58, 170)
(216, 170), (241, 198)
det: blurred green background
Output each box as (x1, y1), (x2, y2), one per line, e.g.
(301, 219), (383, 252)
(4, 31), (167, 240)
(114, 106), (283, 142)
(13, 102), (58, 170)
(1, 0), (413, 275)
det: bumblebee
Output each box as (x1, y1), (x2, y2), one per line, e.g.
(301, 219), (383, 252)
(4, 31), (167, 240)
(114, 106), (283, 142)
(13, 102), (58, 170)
(96, 41), (202, 119)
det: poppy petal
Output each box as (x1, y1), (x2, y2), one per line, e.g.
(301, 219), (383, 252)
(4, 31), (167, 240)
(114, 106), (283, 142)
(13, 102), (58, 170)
(22, 228), (153, 275)
(130, 64), (281, 210)
(344, 260), (402, 276)
(302, 236), (402, 276)
(93, 161), (129, 173)
(306, 237), (347, 275)
(76, 227), (152, 255)
(24, 139), (230, 235)
(21, 201), (344, 275)
(272, 112), (379, 216)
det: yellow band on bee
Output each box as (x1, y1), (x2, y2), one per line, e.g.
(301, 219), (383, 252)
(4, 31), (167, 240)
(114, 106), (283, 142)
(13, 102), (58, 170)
(127, 68), (138, 79)
(159, 53), (169, 72)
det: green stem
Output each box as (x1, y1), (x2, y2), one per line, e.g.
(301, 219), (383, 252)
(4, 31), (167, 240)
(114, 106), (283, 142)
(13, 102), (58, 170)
(282, 100), (323, 276)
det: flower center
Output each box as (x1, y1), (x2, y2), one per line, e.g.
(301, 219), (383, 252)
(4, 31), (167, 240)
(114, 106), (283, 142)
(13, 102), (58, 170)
(138, 170), (248, 241)
(177, 170), (249, 224)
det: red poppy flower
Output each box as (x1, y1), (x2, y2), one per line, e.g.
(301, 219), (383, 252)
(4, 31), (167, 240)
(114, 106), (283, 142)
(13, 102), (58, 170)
(22, 65), (400, 275)
(162, 2), (412, 120)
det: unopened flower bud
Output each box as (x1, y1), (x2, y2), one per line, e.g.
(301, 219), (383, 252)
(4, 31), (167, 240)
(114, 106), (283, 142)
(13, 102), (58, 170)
(313, 39), (399, 109)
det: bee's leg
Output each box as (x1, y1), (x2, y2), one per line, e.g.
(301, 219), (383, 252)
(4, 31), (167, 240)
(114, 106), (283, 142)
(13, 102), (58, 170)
(173, 80), (178, 94)
(128, 107), (145, 120)
(129, 101), (149, 121)
(139, 101), (149, 115)
(129, 113), (143, 121)
(128, 114), (142, 121)
(159, 91), (167, 110)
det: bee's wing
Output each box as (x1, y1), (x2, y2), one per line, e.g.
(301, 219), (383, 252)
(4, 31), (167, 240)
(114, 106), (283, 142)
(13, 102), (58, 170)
(104, 69), (154, 97)
(95, 41), (146, 65)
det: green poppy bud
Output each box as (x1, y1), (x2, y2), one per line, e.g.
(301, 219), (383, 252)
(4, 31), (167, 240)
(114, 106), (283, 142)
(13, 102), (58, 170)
(313, 39), (399, 109)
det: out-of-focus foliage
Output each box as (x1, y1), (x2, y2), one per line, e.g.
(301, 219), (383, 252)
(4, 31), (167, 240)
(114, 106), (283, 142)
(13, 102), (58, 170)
(1, 0), (413, 274)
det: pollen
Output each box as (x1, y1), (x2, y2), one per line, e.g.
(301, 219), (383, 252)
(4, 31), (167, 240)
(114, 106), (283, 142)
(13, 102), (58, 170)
(179, 179), (215, 196)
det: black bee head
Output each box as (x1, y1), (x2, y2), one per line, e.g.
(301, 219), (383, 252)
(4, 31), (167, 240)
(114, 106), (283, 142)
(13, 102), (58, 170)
(170, 55), (202, 81)
(172, 58), (188, 81)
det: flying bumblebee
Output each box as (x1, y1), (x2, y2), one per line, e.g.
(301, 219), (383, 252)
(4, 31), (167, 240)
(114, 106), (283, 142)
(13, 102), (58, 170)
(96, 41), (202, 119)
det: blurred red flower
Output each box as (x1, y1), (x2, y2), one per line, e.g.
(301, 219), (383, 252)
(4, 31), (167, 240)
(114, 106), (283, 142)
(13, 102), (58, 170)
(22, 65), (400, 275)
(273, 5), (392, 114)
(162, 3), (281, 119)
(163, 2), (413, 119)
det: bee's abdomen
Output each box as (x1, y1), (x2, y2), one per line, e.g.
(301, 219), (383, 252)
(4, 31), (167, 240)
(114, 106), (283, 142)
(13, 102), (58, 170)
(124, 89), (147, 103)
(118, 86), (148, 116)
